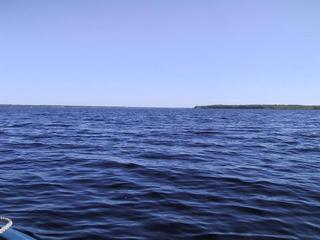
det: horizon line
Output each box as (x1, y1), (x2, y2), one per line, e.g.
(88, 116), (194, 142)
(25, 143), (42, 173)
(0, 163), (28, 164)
(1, 103), (320, 109)
(0, 103), (190, 109)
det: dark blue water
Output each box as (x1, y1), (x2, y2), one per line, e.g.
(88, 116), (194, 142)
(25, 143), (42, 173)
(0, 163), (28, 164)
(0, 106), (320, 240)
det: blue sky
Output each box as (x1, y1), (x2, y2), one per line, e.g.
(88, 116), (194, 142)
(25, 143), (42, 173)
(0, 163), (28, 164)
(1, 0), (320, 107)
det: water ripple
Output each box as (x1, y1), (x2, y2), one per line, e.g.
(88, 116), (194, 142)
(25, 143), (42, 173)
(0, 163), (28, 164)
(0, 107), (320, 239)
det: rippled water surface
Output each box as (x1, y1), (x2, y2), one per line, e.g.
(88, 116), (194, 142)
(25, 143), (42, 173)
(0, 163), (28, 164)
(0, 106), (320, 240)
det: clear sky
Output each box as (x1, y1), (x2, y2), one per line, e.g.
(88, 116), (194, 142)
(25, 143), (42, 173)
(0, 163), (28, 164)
(1, 0), (320, 107)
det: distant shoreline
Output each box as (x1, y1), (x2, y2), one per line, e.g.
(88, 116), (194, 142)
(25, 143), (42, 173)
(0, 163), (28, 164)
(195, 105), (320, 110)
(1, 104), (320, 110)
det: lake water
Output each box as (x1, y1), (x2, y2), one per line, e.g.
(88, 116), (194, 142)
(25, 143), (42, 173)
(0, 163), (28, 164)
(0, 106), (319, 240)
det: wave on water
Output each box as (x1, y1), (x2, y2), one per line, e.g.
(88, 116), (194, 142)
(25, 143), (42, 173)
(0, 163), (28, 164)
(0, 107), (320, 240)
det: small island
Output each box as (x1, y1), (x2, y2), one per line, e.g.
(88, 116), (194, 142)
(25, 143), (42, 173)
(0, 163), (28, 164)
(194, 105), (320, 110)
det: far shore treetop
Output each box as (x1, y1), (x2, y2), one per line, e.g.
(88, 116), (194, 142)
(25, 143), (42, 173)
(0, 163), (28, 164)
(195, 105), (320, 110)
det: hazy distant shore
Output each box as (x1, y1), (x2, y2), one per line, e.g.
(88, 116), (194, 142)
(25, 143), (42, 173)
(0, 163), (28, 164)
(195, 105), (320, 110)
